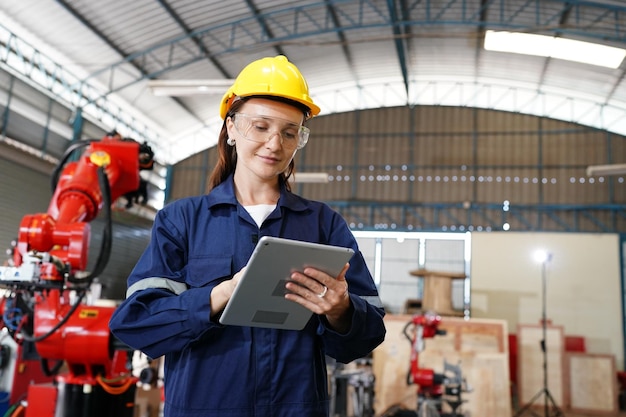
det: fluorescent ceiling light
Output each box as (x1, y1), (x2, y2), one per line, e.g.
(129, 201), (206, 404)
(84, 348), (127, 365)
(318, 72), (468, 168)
(484, 30), (626, 69)
(289, 172), (329, 183)
(586, 163), (626, 176)
(147, 79), (234, 96)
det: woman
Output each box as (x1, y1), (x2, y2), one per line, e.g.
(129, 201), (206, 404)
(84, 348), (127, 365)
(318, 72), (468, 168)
(109, 55), (386, 417)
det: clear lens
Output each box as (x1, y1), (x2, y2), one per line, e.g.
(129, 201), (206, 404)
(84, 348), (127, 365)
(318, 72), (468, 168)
(233, 113), (309, 149)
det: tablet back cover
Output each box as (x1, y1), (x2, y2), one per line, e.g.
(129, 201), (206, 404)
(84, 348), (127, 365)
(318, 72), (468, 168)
(219, 236), (354, 330)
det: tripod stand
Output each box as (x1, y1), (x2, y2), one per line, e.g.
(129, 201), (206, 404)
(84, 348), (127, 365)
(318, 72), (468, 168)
(514, 253), (564, 417)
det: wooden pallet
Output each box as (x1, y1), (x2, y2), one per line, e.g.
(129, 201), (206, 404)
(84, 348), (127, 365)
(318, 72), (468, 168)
(566, 353), (617, 415)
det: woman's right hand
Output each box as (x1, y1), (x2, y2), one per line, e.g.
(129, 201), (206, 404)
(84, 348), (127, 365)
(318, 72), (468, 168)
(210, 267), (246, 318)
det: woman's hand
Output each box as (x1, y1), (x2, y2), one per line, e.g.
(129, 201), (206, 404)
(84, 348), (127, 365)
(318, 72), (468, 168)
(210, 267), (246, 318)
(284, 263), (352, 333)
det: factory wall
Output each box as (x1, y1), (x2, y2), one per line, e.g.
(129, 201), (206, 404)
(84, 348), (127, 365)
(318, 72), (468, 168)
(168, 106), (626, 232)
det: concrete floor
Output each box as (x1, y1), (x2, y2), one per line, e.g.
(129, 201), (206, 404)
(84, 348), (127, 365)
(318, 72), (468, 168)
(461, 412), (622, 417)
(512, 410), (626, 417)
(510, 389), (624, 417)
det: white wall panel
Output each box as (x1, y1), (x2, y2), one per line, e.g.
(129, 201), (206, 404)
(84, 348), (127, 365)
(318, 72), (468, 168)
(471, 231), (623, 369)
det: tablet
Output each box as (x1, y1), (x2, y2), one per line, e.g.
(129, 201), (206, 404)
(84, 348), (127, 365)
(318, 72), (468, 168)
(219, 236), (355, 330)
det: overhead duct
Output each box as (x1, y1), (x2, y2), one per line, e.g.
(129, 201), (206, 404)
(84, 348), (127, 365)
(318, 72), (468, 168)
(147, 79), (234, 96)
(586, 163), (626, 176)
(289, 172), (329, 183)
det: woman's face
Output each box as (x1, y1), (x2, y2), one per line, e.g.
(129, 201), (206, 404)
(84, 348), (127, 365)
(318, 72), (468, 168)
(226, 98), (305, 183)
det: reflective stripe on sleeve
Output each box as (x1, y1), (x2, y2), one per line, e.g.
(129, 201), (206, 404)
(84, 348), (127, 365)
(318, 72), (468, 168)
(360, 295), (383, 309)
(126, 277), (188, 298)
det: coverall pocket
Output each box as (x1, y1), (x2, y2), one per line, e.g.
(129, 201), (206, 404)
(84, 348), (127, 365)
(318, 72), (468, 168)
(186, 255), (233, 288)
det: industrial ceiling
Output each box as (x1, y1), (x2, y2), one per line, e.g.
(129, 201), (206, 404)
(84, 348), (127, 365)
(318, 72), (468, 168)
(2, 0), (626, 165)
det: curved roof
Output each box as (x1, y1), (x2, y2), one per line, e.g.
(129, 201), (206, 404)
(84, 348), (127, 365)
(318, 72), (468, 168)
(2, 0), (626, 164)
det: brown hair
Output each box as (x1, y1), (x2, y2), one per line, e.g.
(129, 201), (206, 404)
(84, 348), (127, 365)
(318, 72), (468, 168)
(208, 96), (310, 191)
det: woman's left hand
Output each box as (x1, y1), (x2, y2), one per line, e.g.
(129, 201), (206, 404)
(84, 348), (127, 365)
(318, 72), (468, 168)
(284, 263), (352, 333)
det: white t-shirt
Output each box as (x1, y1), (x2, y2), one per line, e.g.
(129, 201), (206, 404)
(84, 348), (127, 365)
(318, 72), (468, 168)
(244, 204), (276, 227)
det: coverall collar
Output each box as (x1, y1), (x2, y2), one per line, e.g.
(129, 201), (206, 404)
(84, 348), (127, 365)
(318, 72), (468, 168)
(205, 174), (309, 212)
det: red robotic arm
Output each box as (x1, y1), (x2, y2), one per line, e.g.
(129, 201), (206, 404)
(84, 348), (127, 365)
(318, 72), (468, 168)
(13, 136), (141, 275)
(0, 133), (154, 417)
(403, 312), (470, 417)
(404, 312), (447, 391)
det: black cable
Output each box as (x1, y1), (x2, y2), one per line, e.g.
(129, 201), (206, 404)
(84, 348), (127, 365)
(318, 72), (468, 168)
(67, 165), (112, 284)
(19, 289), (87, 343)
(41, 357), (65, 377)
(402, 321), (414, 385)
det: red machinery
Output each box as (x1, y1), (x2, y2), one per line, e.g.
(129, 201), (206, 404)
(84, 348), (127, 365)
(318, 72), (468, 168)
(0, 133), (154, 417)
(403, 312), (469, 417)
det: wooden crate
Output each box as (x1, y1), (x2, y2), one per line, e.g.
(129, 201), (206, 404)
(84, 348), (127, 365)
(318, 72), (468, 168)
(517, 323), (565, 408)
(566, 353), (617, 415)
(372, 315), (418, 413)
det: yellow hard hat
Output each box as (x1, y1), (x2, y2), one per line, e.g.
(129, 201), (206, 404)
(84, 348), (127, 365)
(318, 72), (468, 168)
(219, 55), (320, 119)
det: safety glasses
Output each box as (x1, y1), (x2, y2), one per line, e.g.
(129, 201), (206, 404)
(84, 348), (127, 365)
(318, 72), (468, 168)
(232, 113), (310, 150)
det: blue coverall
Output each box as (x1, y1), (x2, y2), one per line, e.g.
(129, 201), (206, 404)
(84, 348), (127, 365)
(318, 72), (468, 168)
(109, 175), (386, 417)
